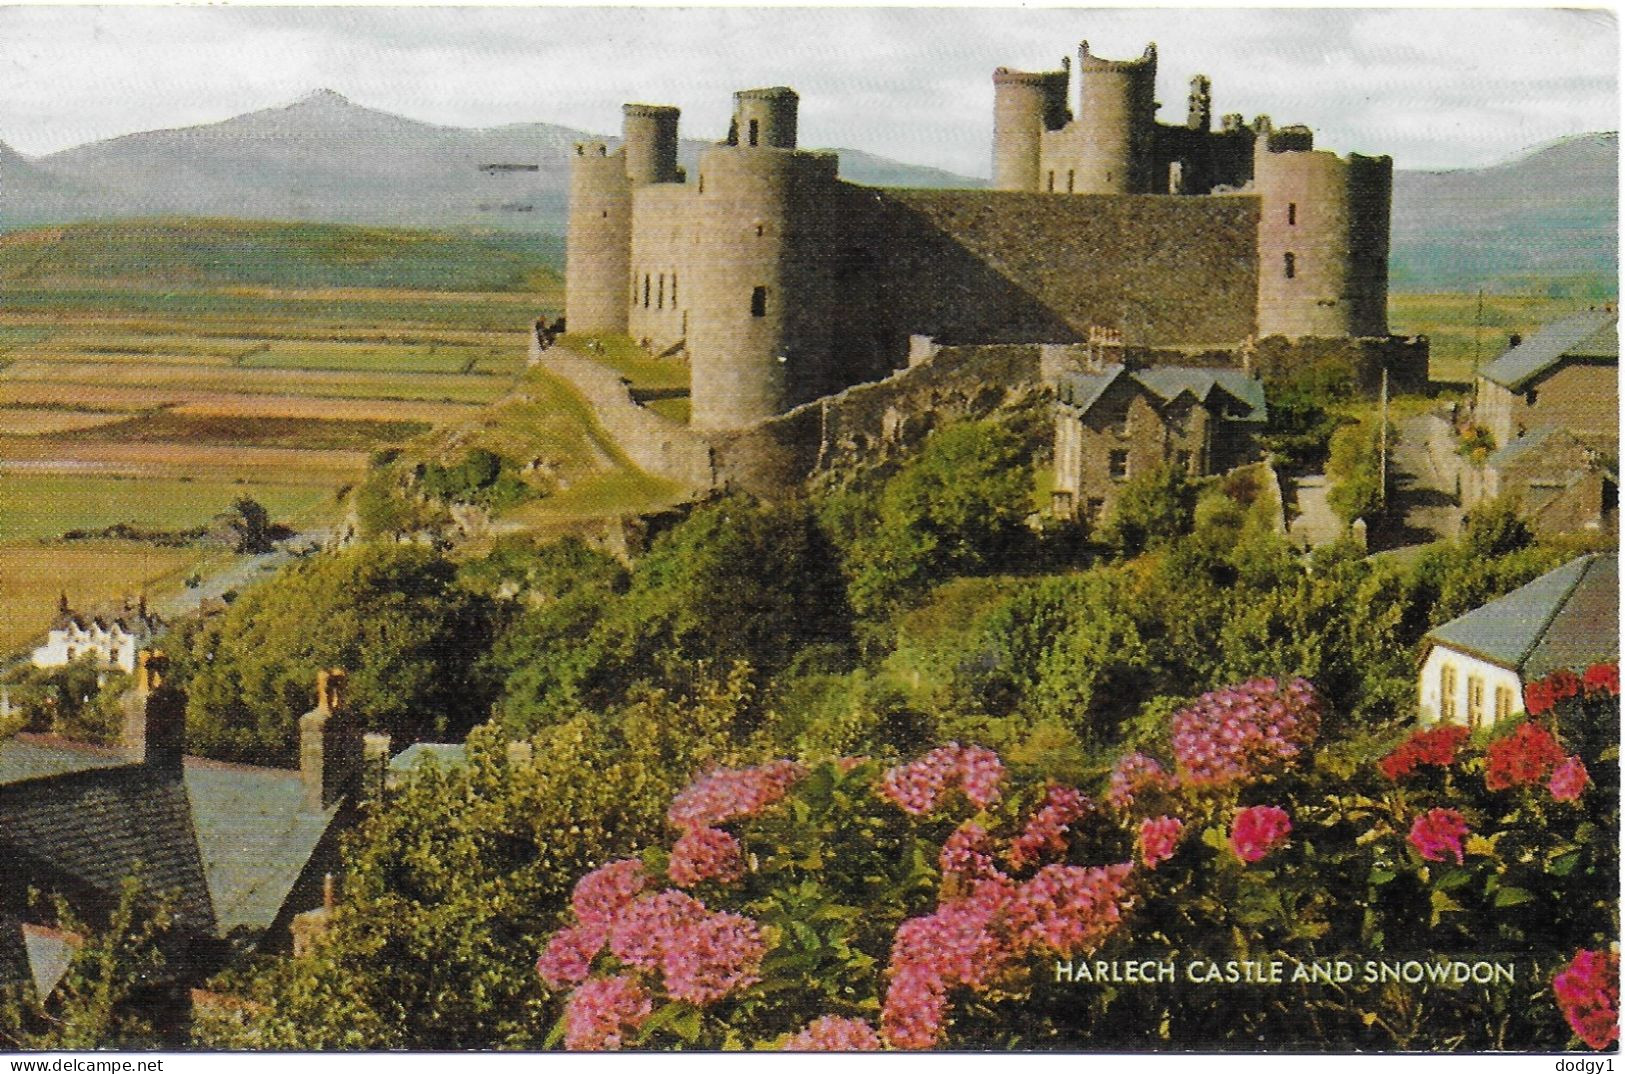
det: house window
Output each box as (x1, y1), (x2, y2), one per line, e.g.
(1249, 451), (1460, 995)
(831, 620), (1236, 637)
(1085, 498), (1105, 525)
(1109, 450), (1130, 481)
(1067, 170), (1075, 193)
(1288, 202), (1297, 225)
(751, 286), (768, 317)
(1175, 449), (1192, 472)
(1467, 674), (1485, 730)
(1283, 252), (1296, 279)
(749, 118), (760, 147)
(1494, 684), (1514, 724)
(1439, 663), (1458, 721)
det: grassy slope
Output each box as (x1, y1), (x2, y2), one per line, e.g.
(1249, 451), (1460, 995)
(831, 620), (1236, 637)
(1387, 292), (1611, 385)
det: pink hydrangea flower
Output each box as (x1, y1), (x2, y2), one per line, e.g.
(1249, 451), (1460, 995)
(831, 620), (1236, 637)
(536, 921), (608, 989)
(668, 826), (745, 887)
(881, 964), (950, 1050)
(1553, 948), (1620, 1050)
(940, 822), (1002, 883)
(1229, 806), (1292, 865)
(784, 1015), (884, 1051)
(571, 859), (648, 926)
(1171, 677), (1322, 788)
(1137, 815), (1185, 870)
(1008, 784), (1091, 870)
(667, 761), (805, 830)
(659, 910), (766, 1006)
(1010, 863), (1134, 959)
(562, 975), (653, 1051)
(607, 890), (709, 970)
(1549, 756), (1590, 803)
(880, 743), (1005, 816)
(1107, 753), (1175, 812)
(890, 895), (1009, 992)
(1408, 808), (1470, 865)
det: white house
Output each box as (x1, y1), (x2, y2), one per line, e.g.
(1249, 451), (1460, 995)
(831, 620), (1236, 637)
(30, 595), (162, 674)
(1418, 553), (1618, 728)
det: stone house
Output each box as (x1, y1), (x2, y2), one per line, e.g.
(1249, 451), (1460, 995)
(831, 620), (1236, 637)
(30, 595), (161, 674)
(1474, 311), (1618, 453)
(0, 659), (371, 1017)
(1465, 425), (1617, 537)
(1418, 553), (1617, 729)
(1051, 361), (1266, 525)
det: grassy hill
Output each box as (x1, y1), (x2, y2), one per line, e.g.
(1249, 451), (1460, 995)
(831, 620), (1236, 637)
(0, 218), (564, 292)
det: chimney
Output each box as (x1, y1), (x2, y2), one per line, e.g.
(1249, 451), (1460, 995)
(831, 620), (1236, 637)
(299, 669), (358, 811)
(120, 650), (185, 774)
(361, 731), (392, 802)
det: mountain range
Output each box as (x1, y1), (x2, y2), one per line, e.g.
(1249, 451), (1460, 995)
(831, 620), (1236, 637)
(1, 91), (1615, 293)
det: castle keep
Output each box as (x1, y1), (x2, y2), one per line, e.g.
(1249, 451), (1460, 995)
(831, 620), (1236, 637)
(567, 40), (1395, 432)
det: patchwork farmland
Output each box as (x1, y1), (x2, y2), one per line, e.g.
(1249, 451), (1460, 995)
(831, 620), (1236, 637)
(0, 218), (587, 655)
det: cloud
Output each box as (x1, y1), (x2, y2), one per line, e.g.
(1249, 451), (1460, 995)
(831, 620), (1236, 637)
(0, 7), (1615, 173)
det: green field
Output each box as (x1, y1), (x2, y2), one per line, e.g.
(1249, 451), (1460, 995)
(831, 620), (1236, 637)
(0, 541), (211, 654)
(0, 474), (333, 542)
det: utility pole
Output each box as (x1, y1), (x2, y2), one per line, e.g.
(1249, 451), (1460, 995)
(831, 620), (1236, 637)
(1473, 287), (1485, 377)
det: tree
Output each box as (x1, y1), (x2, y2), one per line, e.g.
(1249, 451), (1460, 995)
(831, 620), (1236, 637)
(218, 497), (274, 555)
(1100, 462), (1196, 556)
(179, 544), (498, 764)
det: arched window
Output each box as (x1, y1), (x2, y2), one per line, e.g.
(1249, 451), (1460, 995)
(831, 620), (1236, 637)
(1283, 252), (1296, 279)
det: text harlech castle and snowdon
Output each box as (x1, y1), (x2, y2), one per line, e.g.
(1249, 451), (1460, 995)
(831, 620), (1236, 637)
(565, 38), (1397, 435)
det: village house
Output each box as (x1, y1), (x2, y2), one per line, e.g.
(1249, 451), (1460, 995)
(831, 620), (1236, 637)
(30, 594), (162, 674)
(0, 658), (380, 1017)
(1418, 552), (1618, 729)
(1050, 354), (1267, 524)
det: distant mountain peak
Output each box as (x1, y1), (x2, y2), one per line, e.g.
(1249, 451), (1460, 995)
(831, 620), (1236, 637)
(293, 88), (353, 107)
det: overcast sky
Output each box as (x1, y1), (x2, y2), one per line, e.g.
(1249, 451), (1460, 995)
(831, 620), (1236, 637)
(0, 6), (1616, 175)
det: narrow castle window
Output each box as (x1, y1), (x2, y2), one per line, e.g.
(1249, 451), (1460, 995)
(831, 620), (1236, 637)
(698, 176), (704, 194)
(657, 273), (665, 310)
(756, 223), (765, 237)
(644, 274), (651, 308)
(1283, 253), (1296, 279)
(671, 274), (678, 306)
(602, 210), (608, 219)
(751, 286), (768, 317)
(1288, 202), (1297, 225)
(1047, 171), (1055, 193)
(749, 118), (760, 147)
(1067, 170), (1075, 193)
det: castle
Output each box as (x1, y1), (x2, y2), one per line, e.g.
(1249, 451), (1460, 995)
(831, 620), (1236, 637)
(566, 39), (1396, 432)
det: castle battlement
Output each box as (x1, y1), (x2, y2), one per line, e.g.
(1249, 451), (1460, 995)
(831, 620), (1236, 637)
(565, 36), (1394, 431)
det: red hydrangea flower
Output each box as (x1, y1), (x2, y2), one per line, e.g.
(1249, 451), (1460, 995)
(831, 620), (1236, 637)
(1010, 863), (1134, 959)
(1485, 722), (1567, 791)
(1107, 752), (1175, 812)
(1548, 755), (1591, 802)
(668, 826), (745, 887)
(881, 963), (950, 1050)
(1170, 677), (1322, 788)
(667, 761), (805, 830)
(571, 859), (648, 926)
(1008, 784), (1092, 870)
(606, 890), (710, 970)
(784, 1015), (884, 1051)
(940, 822), (1001, 883)
(659, 909), (765, 1006)
(1553, 949), (1620, 1050)
(1379, 724), (1470, 781)
(562, 975), (653, 1051)
(880, 743), (1005, 816)
(1137, 815), (1184, 870)
(1583, 663), (1620, 697)
(1408, 808), (1470, 864)
(1525, 679), (1555, 716)
(1229, 805), (1292, 865)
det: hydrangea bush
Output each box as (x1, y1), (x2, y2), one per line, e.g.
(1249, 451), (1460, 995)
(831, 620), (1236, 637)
(536, 672), (1619, 1051)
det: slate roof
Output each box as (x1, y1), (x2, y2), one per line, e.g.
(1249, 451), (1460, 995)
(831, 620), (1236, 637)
(1479, 312), (1618, 391)
(1055, 364), (1267, 423)
(1485, 424), (1574, 469)
(1425, 553), (1619, 676)
(0, 737), (344, 944)
(387, 742), (469, 774)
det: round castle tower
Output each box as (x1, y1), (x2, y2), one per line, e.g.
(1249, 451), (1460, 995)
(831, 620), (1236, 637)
(622, 103), (681, 185)
(565, 141), (633, 335)
(991, 66), (1070, 192)
(1072, 41), (1158, 194)
(688, 90), (840, 430)
(1254, 123), (1391, 339)
(730, 87), (799, 149)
